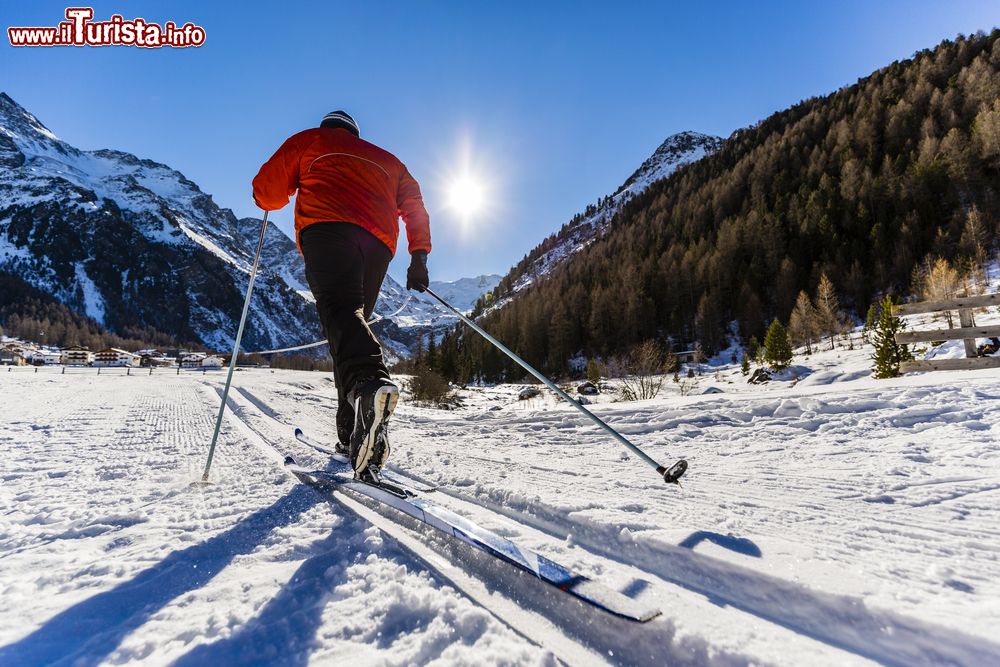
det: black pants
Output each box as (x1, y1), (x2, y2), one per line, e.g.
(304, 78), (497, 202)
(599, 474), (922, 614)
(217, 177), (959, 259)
(300, 222), (392, 436)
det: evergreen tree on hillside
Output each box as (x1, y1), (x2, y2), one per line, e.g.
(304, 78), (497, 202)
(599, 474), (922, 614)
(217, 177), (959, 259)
(426, 333), (438, 371)
(747, 336), (761, 367)
(871, 296), (914, 379)
(438, 32), (1000, 382)
(862, 303), (878, 344)
(764, 319), (793, 370)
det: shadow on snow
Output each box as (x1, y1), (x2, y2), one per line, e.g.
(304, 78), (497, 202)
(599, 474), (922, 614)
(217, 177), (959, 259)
(0, 486), (321, 667)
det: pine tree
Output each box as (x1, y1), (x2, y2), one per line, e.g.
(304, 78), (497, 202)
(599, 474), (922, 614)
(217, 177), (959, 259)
(788, 290), (819, 354)
(815, 274), (843, 350)
(747, 336), (761, 367)
(426, 333), (438, 371)
(740, 353), (750, 376)
(764, 319), (793, 369)
(862, 303), (878, 344)
(871, 296), (914, 379)
(412, 332), (425, 368)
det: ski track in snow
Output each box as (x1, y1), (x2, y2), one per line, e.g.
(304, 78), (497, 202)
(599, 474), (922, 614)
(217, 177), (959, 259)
(1, 358), (999, 666)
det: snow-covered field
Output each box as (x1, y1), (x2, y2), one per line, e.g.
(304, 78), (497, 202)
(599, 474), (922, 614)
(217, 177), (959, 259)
(2, 342), (999, 665)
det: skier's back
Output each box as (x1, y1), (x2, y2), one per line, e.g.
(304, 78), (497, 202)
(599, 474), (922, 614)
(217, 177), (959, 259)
(252, 110), (431, 476)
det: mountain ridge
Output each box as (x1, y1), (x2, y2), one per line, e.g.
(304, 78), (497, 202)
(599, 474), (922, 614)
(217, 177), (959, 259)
(0, 92), (320, 353)
(481, 130), (722, 313)
(440, 30), (1000, 381)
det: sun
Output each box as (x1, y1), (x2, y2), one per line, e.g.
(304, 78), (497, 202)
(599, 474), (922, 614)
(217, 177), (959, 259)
(447, 176), (484, 216)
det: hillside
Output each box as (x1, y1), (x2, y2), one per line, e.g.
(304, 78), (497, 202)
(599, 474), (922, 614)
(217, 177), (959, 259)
(0, 93), (321, 353)
(0, 272), (188, 351)
(485, 131), (721, 310)
(0, 93), (496, 360)
(444, 31), (1000, 381)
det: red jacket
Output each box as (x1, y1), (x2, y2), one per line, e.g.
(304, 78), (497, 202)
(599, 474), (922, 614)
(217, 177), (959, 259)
(252, 127), (431, 256)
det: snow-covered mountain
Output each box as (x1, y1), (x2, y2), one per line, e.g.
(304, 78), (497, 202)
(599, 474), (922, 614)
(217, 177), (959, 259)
(0, 92), (321, 353)
(0, 90), (705, 357)
(494, 131), (722, 307)
(0, 92), (497, 359)
(424, 274), (502, 312)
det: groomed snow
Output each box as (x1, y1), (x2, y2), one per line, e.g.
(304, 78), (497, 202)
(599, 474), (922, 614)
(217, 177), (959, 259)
(1, 328), (999, 665)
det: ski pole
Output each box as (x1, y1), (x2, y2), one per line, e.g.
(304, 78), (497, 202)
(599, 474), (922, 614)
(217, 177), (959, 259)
(423, 288), (687, 485)
(201, 211), (270, 483)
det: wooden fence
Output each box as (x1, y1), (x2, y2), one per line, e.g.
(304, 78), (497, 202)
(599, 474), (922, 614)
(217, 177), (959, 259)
(894, 293), (1000, 373)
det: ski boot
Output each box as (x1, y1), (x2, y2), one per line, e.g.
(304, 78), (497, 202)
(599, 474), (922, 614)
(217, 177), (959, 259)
(349, 378), (399, 476)
(335, 398), (353, 457)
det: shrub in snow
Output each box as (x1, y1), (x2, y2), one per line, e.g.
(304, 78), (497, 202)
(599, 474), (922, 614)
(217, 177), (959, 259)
(585, 358), (604, 384)
(577, 381), (599, 395)
(606, 339), (671, 401)
(518, 387), (542, 400)
(410, 365), (455, 406)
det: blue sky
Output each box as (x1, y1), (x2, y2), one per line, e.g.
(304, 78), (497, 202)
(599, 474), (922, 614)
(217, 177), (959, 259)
(3, 1), (999, 283)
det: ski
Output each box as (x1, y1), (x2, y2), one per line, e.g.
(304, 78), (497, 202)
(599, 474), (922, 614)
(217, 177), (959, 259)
(293, 427), (436, 493)
(284, 455), (661, 623)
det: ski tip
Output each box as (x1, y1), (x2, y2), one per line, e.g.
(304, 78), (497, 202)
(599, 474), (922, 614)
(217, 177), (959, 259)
(294, 427), (303, 437)
(283, 455), (296, 466)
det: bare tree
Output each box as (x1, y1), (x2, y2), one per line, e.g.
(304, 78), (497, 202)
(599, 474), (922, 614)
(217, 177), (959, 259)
(788, 290), (820, 354)
(814, 273), (844, 350)
(606, 339), (674, 401)
(915, 257), (963, 327)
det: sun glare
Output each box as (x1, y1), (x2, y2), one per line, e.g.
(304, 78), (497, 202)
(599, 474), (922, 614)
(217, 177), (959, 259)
(447, 176), (484, 216)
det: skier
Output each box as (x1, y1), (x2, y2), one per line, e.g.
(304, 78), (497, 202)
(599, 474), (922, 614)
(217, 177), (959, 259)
(252, 110), (431, 477)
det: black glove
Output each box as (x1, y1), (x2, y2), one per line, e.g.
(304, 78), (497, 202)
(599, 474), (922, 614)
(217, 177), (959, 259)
(406, 250), (429, 292)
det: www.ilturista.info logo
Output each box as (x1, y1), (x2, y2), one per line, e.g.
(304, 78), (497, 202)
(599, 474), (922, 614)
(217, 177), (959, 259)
(8, 7), (205, 48)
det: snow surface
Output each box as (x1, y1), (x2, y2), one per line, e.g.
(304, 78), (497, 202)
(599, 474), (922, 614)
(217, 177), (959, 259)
(2, 328), (999, 665)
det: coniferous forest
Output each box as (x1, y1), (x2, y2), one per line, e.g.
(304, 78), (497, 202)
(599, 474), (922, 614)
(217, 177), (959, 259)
(436, 31), (1000, 382)
(0, 272), (187, 351)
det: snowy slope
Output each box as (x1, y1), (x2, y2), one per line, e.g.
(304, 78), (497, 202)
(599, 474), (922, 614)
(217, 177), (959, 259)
(423, 275), (502, 312)
(2, 330), (999, 665)
(0, 92), (321, 352)
(495, 131), (721, 304)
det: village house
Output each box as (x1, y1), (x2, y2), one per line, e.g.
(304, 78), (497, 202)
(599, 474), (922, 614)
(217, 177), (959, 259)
(29, 349), (63, 366)
(0, 349), (26, 366)
(201, 355), (224, 369)
(0, 342), (31, 365)
(179, 352), (207, 369)
(93, 348), (139, 367)
(61, 346), (94, 366)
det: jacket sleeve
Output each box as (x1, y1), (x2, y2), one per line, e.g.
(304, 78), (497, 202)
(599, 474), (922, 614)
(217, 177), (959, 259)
(397, 167), (432, 254)
(252, 133), (308, 211)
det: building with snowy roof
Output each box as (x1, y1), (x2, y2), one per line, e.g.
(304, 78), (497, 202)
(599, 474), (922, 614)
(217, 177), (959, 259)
(61, 347), (94, 366)
(93, 348), (139, 367)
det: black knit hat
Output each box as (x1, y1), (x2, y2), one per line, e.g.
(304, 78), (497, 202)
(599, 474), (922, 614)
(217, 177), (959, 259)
(320, 110), (360, 136)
